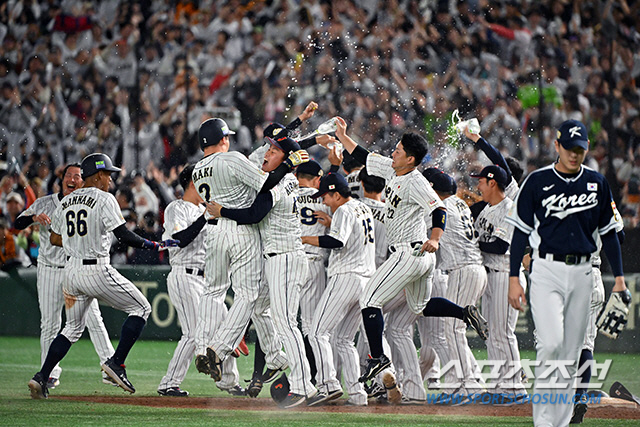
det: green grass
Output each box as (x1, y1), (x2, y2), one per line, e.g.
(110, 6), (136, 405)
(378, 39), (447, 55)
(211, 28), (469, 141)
(1, 336), (638, 426)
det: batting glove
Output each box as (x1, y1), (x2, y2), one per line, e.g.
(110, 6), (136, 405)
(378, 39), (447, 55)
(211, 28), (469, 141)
(285, 150), (309, 168)
(143, 239), (180, 250)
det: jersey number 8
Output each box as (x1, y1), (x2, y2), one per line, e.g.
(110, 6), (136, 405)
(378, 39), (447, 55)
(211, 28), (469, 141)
(66, 209), (88, 237)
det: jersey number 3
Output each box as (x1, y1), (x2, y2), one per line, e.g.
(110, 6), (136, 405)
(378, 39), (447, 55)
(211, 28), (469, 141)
(66, 209), (88, 237)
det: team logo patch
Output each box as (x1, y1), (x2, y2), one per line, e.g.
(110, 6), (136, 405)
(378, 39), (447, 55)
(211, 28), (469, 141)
(95, 161), (105, 169)
(569, 126), (582, 138)
(587, 183), (597, 191)
(428, 199), (438, 207)
(272, 128), (282, 136)
(557, 130), (562, 139)
(329, 184), (335, 190)
(487, 172), (494, 178)
(221, 125), (229, 134)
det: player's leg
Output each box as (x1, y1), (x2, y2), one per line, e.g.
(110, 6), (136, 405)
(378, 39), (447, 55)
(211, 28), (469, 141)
(576, 266), (604, 399)
(159, 271), (204, 394)
(251, 278), (288, 374)
(36, 265), (65, 382)
(299, 258), (326, 383)
(359, 250), (430, 377)
(417, 269), (448, 387)
(331, 275), (368, 405)
(211, 232), (262, 358)
(266, 253), (316, 398)
(84, 298), (114, 365)
(385, 301), (424, 402)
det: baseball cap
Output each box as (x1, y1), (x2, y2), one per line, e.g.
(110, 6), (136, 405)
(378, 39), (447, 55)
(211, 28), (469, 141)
(557, 119), (589, 150)
(264, 122), (289, 139)
(422, 167), (441, 181)
(6, 191), (24, 205)
(265, 135), (300, 155)
(470, 165), (509, 187)
(312, 173), (349, 198)
(426, 170), (457, 194)
(198, 118), (235, 149)
(296, 160), (323, 177)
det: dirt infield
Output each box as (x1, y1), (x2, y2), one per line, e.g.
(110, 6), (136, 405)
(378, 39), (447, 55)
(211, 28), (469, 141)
(56, 395), (640, 420)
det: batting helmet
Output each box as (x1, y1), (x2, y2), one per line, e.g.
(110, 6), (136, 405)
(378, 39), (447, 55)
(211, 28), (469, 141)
(270, 373), (290, 406)
(198, 118), (235, 150)
(80, 153), (121, 179)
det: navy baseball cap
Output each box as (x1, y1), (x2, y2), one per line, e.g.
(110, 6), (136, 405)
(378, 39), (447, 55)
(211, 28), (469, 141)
(312, 173), (349, 198)
(264, 122), (289, 139)
(265, 135), (300, 155)
(471, 165), (509, 187)
(557, 119), (589, 150)
(427, 170), (457, 194)
(296, 160), (324, 177)
(422, 167), (441, 181)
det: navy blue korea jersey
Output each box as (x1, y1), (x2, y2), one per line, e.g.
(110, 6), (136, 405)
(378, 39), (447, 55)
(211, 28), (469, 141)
(506, 164), (619, 255)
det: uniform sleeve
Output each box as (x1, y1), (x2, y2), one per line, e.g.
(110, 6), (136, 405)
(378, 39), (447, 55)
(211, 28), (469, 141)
(248, 143), (269, 168)
(162, 203), (184, 240)
(18, 197), (42, 218)
(598, 178), (622, 235)
(505, 174), (535, 234)
(51, 205), (63, 235)
(412, 177), (445, 215)
(101, 193), (126, 232)
(229, 151), (269, 191)
(366, 153), (395, 181)
(327, 206), (353, 247)
(493, 199), (516, 242)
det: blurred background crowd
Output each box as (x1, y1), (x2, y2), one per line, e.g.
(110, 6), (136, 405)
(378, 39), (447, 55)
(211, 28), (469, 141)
(1, 0), (639, 268)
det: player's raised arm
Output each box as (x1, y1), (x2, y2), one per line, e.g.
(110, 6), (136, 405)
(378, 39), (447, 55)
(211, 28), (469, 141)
(207, 192), (275, 225)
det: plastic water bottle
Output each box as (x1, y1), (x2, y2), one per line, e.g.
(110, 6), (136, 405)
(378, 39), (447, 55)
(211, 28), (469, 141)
(316, 117), (338, 134)
(327, 141), (343, 151)
(455, 118), (481, 135)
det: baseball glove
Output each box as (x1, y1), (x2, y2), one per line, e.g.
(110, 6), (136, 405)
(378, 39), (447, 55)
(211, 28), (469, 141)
(597, 290), (632, 339)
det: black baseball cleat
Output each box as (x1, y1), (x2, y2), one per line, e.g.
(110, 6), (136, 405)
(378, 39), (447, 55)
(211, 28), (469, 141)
(463, 305), (489, 340)
(261, 367), (285, 383)
(358, 354), (392, 383)
(245, 377), (263, 398)
(101, 358), (135, 393)
(570, 402), (588, 424)
(195, 354), (211, 375)
(28, 373), (49, 399)
(158, 387), (189, 397)
(206, 347), (223, 382)
(280, 393), (307, 409)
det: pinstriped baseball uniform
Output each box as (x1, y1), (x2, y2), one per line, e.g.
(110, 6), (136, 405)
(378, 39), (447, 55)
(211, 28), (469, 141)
(359, 197), (388, 268)
(346, 170), (365, 199)
(297, 186), (331, 338)
(310, 199), (374, 402)
(417, 269), (447, 382)
(260, 173), (315, 397)
(192, 151), (267, 359)
(158, 200), (236, 390)
(583, 205), (623, 352)
(436, 195), (487, 392)
(475, 196), (526, 393)
(19, 194), (114, 380)
(50, 188), (151, 343)
(360, 154), (444, 314)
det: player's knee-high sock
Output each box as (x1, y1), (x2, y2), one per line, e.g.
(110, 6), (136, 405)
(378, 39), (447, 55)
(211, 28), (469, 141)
(422, 297), (464, 319)
(252, 337), (266, 378)
(361, 307), (384, 358)
(303, 335), (317, 384)
(40, 335), (72, 379)
(112, 316), (146, 365)
(575, 349), (593, 400)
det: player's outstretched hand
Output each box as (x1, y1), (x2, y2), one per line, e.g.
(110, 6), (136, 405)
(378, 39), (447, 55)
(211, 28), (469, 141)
(464, 126), (481, 142)
(335, 116), (347, 139)
(32, 213), (51, 226)
(285, 150), (309, 168)
(316, 134), (338, 149)
(206, 201), (223, 218)
(159, 239), (180, 250)
(299, 101), (318, 121)
(314, 211), (332, 228)
(508, 276), (526, 312)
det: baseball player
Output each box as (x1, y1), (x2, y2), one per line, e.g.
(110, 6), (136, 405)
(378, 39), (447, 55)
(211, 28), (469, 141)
(302, 173), (374, 407)
(295, 160), (331, 384)
(15, 164), (114, 389)
(507, 120), (629, 426)
(470, 164), (528, 401)
(191, 118), (309, 385)
(28, 153), (178, 399)
(207, 135), (317, 408)
(330, 117), (488, 385)
(343, 151), (365, 199)
(158, 165), (244, 396)
(427, 170), (488, 397)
